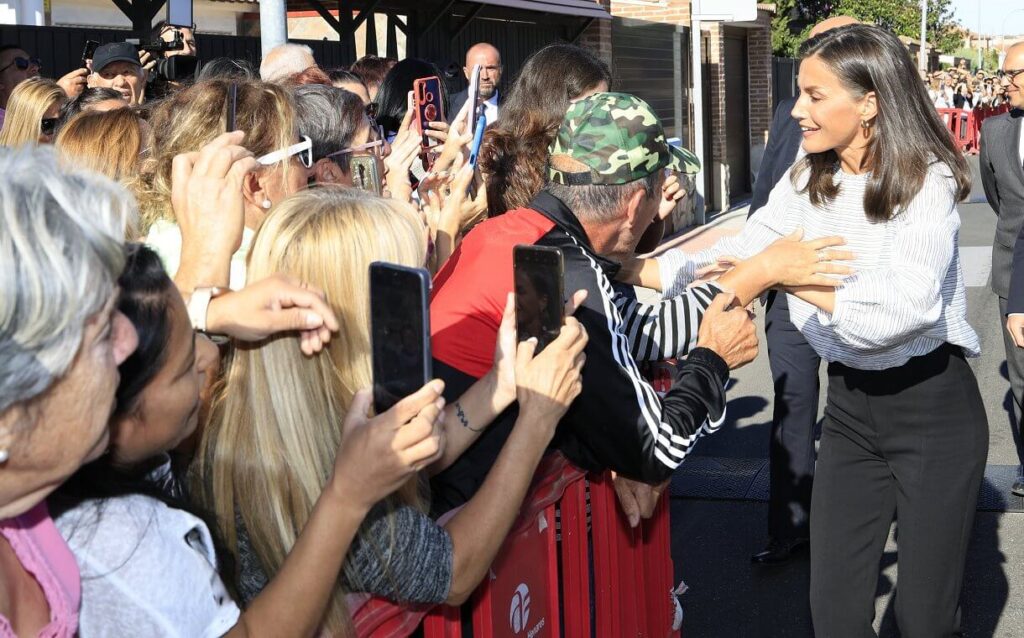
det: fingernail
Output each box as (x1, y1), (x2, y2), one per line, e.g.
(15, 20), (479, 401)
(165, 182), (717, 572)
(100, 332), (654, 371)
(434, 398), (446, 411)
(431, 379), (445, 393)
(305, 313), (323, 328)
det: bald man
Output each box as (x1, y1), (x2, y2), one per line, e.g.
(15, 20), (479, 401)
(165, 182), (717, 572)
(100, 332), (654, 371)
(750, 15), (859, 566)
(982, 41), (1024, 496)
(447, 42), (502, 126)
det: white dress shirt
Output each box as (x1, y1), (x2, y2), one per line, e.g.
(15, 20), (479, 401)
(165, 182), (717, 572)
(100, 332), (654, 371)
(656, 161), (980, 370)
(483, 92), (499, 126)
(1018, 115), (1024, 168)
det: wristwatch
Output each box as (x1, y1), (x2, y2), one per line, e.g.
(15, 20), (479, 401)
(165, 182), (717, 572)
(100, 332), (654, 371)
(186, 286), (229, 341)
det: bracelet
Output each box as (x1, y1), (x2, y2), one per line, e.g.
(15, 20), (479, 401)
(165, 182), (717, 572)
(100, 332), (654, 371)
(455, 401), (484, 433)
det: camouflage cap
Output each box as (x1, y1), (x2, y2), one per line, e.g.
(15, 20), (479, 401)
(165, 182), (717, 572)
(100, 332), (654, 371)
(548, 92), (700, 186)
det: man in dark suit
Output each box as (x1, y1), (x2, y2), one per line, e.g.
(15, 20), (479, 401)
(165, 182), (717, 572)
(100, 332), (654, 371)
(749, 15), (859, 565)
(447, 43), (502, 126)
(982, 41), (1024, 497)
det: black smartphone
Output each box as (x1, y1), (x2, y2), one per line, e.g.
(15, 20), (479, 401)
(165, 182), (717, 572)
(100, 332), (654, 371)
(81, 40), (99, 68)
(513, 245), (565, 354)
(370, 262), (432, 414)
(226, 82), (237, 132)
(350, 156), (383, 196)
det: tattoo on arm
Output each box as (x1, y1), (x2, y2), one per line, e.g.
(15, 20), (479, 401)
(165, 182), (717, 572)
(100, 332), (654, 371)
(455, 400), (484, 433)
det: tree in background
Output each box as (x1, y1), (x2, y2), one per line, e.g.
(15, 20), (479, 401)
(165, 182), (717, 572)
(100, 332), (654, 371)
(772, 0), (961, 57)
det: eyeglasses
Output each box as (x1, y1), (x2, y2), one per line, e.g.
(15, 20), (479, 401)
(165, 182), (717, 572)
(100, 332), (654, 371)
(997, 69), (1024, 82)
(40, 117), (58, 137)
(325, 123), (389, 160)
(0, 56), (41, 73)
(257, 135), (313, 169)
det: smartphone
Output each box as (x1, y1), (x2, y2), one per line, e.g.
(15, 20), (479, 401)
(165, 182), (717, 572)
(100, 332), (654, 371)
(167, 0), (194, 28)
(370, 262), (433, 414)
(412, 76), (446, 150)
(468, 113), (487, 170)
(466, 64), (482, 137)
(81, 40), (99, 68)
(351, 156), (383, 196)
(226, 82), (237, 132)
(513, 245), (565, 354)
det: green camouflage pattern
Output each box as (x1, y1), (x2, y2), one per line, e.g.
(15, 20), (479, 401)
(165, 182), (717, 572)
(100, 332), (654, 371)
(548, 92), (700, 186)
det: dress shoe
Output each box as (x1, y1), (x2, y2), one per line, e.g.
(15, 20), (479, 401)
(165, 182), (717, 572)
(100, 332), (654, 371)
(1012, 478), (1024, 498)
(751, 537), (809, 565)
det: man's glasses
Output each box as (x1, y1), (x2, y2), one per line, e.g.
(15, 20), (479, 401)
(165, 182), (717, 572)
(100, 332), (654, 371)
(40, 118), (58, 137)
(0, 56), (41, 73)
(257, 135), (314, 169)
(997, 69), (1024, 82)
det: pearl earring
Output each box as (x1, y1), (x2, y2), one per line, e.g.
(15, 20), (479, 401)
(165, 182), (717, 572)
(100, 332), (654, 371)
(262, 200), (272, 209)
(0, 449), (9, 464)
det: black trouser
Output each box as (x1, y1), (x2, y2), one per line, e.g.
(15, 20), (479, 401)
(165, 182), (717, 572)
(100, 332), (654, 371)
(997, 297), (1024, 475)
(764, 291), (821, 540)
(809, 344), (988, 638)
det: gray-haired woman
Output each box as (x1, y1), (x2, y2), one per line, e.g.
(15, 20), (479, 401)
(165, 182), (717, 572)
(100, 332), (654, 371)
(0, 146), (138, 637)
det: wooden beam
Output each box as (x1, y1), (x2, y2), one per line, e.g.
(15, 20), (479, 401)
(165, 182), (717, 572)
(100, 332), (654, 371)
(420, 0), (453, 35)
(386, 13), (400, 58)
(365, 6), (378, 55)
(111, 0), (132, 19)
(306, 0), (344, 35)
(451, 3), (483, 39)
(352, 0), (382, 30)
(569, 17), (595, 43)
(392, 13), (407, 35)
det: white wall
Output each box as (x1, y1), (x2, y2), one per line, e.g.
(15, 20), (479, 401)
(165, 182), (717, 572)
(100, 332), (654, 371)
(0, 0), (44, 25)
(47, 0), (250, 34)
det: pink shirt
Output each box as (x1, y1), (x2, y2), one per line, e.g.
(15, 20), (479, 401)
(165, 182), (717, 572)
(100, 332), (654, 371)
(0, 502), (80, 638)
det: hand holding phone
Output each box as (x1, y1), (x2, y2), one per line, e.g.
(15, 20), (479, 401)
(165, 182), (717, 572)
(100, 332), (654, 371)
(513, 245), (565, 354)
(370, 262), (433, 414)
(413, 76), (446, 151)
(351, 156), (383, 196)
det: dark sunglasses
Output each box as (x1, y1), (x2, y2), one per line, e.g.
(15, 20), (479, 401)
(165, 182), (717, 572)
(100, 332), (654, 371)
(0, 56), (41, 73)
(40, 117), (58, 137)
(366, 102), (378, 119)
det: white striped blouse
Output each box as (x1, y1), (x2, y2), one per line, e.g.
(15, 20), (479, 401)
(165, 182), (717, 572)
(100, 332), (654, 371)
(656, 161), (981, 371)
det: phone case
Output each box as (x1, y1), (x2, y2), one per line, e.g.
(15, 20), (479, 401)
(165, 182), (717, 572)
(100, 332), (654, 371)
(513, 245), (565, 354)
(350, 156), (382, 196)
(413, 76), (445, 150)
(369, 262), (432, 414)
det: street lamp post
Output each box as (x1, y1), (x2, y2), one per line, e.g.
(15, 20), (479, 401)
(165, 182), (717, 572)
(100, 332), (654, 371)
(920, 0), (927, 73)
(998, 8), (1024, 69)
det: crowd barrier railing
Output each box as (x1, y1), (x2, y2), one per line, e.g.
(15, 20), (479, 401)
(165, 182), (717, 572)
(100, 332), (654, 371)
(350, 453), (682, 638)
(936, 105), (1010, 155)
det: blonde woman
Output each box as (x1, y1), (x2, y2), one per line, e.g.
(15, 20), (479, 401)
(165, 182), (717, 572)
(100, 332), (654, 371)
(0, 76), (65, 146)
(55, 108), (147, 183)
(138, 78), (310, 289)
(195, 187), (587, 636)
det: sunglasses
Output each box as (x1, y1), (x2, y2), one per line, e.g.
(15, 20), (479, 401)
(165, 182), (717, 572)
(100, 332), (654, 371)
(0, 56), (41, 73)
(257, 135), (313, 169)
(365, 102), (378, 119)
(40, 117), (58, 137)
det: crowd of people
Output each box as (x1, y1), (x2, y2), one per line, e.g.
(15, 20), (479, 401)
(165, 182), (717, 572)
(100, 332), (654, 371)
(0, 12), (1022, 638)
(927, 60), (1014, 110)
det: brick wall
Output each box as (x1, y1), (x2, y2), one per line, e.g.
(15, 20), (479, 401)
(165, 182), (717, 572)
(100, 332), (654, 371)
(578, 0), (613, 69)
(747, 8), (774, 181)
(611, 0), (690, 25)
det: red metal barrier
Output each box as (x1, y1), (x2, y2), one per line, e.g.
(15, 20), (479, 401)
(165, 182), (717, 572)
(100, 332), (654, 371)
(935, 105), (1010, 155)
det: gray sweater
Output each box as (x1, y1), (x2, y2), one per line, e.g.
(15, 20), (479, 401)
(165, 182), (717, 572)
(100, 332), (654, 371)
(235, 501), (453, 606)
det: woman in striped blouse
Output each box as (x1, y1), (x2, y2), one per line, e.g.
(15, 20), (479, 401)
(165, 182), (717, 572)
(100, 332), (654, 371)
(631, 24), (985, 637)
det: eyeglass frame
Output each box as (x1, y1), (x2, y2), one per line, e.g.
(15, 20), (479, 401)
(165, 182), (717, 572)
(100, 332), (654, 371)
(0, 56), (41, 74)
(324, 122), (388, 161)
(257, 135), (314, 169)
(997, 69), (1024, 82)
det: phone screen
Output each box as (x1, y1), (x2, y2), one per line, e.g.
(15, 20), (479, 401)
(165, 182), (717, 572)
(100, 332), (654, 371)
(370, 262), (432, 414)
(351, 156), (382, 196)
(82, 41), (99, 68)
(413, 76), (445, 149)
(513, 245), (565, 354)
(167, 0), (194, 28)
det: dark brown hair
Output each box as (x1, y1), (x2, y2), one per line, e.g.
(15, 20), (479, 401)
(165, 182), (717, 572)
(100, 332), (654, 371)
(478, 44), (611, 216)
(793, 24), (970, 221)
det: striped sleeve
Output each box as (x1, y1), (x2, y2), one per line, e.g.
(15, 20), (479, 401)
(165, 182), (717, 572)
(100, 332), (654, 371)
(817, 168), (958, 352)
(612, 282), (722, 361)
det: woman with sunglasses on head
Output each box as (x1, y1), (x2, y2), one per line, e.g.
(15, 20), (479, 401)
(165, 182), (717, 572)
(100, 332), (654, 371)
(0, 76), (65, 146)
(645, 25), (984, 636)
(137, 78), (312, 290)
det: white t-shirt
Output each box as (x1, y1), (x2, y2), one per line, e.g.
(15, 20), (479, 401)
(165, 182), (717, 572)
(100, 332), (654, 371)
(146, 219), (254, 290)
(55, 494), (240, 638)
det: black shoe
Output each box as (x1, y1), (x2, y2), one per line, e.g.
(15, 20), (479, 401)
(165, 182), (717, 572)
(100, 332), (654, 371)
(751, 537), (809, 565)
(1012, 479), (1024, 498)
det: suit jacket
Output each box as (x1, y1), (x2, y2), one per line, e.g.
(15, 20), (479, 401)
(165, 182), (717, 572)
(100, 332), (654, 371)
(446, 89), (500, 124)
(750, 97), (803, 217)
(980, 109), (1024, 304)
